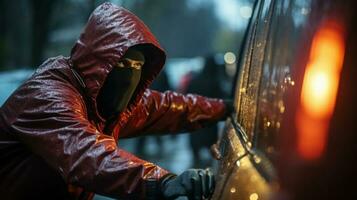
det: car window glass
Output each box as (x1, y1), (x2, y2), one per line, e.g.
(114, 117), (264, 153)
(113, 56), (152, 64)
(234, 0), (274, 142)
(233, 0), (261, 142)
(254, 0), (312, 161)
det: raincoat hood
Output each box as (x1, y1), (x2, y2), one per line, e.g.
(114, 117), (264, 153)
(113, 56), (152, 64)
(70, 2), (166, 119)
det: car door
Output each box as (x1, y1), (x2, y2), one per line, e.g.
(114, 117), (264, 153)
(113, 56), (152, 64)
(211, 0), (277, 199)
(211, 0), (315, 199)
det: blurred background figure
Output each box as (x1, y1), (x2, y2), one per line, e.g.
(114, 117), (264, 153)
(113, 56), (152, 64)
(184, 54), (229, 168)
(135, 69), (172, 158)
(177, 68), (195, 94)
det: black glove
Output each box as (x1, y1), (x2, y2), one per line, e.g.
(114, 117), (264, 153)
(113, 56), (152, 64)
(160, 169), (215, 200)
(223, 99), (234, 118)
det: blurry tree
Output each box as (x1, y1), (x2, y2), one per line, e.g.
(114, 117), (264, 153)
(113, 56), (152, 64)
(0, 0), (248, 70)
(0, 1), (6, 69)
(45, 0), (94, 58)
(30, 0), (58, 67)
(0, 0), (32, 70)
(124, 0), (220, 58)
(213, 28), (245, 53)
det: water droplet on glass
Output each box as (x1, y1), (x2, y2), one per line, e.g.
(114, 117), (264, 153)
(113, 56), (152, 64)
(253, 155), (261, 164)
(236, 160), (241, 167)
(250, 193), (259, 200)
(230, 187), (236, 193)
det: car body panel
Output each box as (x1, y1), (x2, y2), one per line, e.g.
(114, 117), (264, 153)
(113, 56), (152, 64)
(212, 118), (275, 200)
(213, 0), (279, 199)
(211, 0), (340, 199)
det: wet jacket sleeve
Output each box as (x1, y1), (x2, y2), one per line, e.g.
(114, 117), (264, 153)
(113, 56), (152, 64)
(119, 89), (226, 138)
(4, 81), (168, 199)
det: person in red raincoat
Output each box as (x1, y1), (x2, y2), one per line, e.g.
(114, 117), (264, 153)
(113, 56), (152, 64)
(0, 3), (231, 200)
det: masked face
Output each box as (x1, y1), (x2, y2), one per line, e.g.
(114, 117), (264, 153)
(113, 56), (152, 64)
(97, 49), (145, 119)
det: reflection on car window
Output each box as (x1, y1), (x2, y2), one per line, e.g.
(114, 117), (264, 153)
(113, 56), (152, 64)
(234, 0), (273, 142)
(254, 0), (312, 161)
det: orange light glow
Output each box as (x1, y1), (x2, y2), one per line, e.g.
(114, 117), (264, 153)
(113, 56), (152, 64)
(296, 21), (345, 160)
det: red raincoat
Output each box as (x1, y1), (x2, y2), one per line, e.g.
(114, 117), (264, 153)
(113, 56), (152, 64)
(0, 3), (226, 199)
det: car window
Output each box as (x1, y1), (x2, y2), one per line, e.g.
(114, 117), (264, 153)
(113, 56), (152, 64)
(234, 0), (274, 142)
(254, 0), (312, 161)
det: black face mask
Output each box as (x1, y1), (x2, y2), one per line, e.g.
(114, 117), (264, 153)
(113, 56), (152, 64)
(97, 67), (141, 119)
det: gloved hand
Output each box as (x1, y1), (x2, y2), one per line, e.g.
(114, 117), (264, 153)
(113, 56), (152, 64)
(160, 169), (215, 200)
(223, 99), (234, 118)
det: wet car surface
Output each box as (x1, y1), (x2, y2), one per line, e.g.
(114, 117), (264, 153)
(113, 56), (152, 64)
(211, 0), (357, 199)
